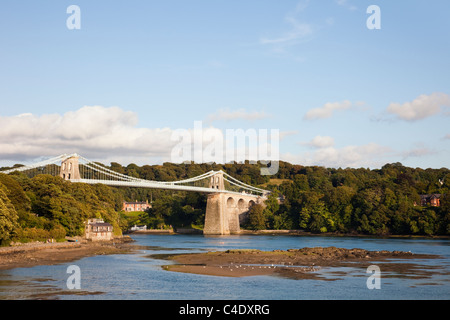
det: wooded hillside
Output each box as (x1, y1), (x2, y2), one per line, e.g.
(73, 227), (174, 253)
(1, 161), (448, 245)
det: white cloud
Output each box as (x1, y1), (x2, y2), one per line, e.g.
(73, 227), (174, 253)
(206, 108), (270, 123)
(0, 106), (177, 164)
(260, 16), (313, 46)
(279, 130), (298, 140)
(0, 106), (279, 167)
(301, 135), (335, 148)
(400, 142), (438, 160)
(283, 142), (392, 168)
(386, 92), (450, 121)
(401, 146), (437, 160)
(260, 1), (314, 52)
(304, 100), (353, 120)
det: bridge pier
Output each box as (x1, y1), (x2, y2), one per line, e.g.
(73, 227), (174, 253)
(203, 171), (266, 235)
(203, 192), (265, 235)
(204, 193), (230, 235)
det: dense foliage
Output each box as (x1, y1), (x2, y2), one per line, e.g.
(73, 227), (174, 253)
(0, 173), (124, 245)
(114, 160), (449, 236)
(0, 160), (449, 245)
(271, 162), (450, 236)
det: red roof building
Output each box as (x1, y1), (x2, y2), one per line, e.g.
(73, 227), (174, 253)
(122, 200), (152, 212)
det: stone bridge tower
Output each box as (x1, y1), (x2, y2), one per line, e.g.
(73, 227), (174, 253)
(60, 155), (81, 181)
(209, 171), (225, 190)
(203, 171), (266, 235)
(204, 172), (229, 234)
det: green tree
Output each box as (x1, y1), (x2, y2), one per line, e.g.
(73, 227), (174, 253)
(0, 184), (19, 245)
(247, 204), (266, 230)
(438, 194), (450, 234)
(263, 192), (280, 229)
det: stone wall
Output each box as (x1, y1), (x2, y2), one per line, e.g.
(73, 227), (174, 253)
(203, 193), (266, 235)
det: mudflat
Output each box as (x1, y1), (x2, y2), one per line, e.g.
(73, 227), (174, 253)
(0, 237), (134, 270)
(162, 247), (445, 280)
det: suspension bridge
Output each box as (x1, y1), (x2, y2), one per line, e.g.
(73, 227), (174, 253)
(0, 153), (270, 235)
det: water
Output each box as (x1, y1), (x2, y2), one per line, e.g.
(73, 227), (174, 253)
(0, 234), (449, 300)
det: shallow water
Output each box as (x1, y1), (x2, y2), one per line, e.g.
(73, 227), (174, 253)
(0, 234), (449, 300)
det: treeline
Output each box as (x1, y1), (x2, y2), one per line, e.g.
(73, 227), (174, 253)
(0, 161), (449, 246)
(105, 160), (450, 236)
(100, 161), (450, 235)
(251, 163), (450, 236)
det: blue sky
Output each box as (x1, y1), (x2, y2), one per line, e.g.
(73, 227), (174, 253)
(1, 0), (449, 169)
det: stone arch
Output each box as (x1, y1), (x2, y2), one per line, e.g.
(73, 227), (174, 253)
(237, 198), (249, 226)
(237, 199), (246, 209)
(227, 197), (235, 208)
(248, 200), (255, 208)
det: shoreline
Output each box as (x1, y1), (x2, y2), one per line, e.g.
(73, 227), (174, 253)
(0, 236), (135, 271)
(233, 229), (450, 239)
(129, 228), (450, 240)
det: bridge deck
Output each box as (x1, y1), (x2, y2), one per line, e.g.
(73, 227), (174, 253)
(72, 179), (262, 198)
